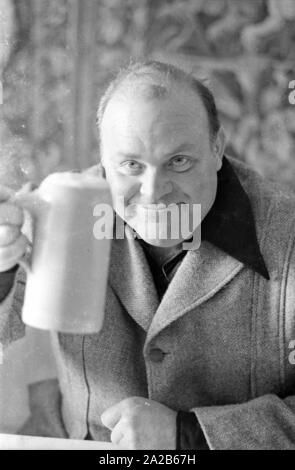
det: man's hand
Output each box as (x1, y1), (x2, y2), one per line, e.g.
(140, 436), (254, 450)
(0, 184), (32, 272)
(101, 397), (177, 450)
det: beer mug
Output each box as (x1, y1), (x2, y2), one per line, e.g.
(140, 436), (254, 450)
(13, 171), (113, 334)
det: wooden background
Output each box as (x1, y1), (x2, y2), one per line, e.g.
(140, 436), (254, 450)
(0, 0), (295, 189)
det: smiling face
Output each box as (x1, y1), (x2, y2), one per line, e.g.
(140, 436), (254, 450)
(100, 84), (224, 247)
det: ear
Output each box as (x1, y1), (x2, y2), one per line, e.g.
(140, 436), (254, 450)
(212, 126), (226, 171)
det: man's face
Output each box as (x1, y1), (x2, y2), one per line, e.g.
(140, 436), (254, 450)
(100, 85), (223, 247)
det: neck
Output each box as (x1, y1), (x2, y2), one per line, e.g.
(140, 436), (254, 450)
(138, 239), (183, 264)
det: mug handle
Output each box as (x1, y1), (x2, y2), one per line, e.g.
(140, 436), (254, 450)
(18, 243), (32, 273)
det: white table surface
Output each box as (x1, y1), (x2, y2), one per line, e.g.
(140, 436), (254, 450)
(0, 433), (119, 450)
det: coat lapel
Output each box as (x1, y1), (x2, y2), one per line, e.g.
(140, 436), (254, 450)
(108, 225), (159, 332)
(145, 241), (244, 344)
(109, 222), (244, 339)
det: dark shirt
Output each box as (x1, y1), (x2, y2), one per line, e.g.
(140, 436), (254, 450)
(138, 156), (269, 450)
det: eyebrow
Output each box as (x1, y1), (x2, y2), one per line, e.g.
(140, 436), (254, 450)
(116, 143), (197, 161)
(117, 152), (141, 159)
(166, 143), (196, 156)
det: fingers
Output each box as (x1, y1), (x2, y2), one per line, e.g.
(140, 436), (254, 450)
(101, 403), (123, 430)
(0, 233), (29, 272)
(101, 397), (143, 431)
(110, 419), (126, 445)
(0, 202), (24, 226)
(0, 185), (15, 203)
(0, 183), (32, 271)
(16, 182), (37, 194)
(0, 225), (21, 246)
(0, 182), (36, 204)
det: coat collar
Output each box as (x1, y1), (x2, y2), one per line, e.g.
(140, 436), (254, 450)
(138, 156), (269, 282)
(109, 226), (244, 340)
(202, 156), (269, 280)
(109, 227), (159, 332)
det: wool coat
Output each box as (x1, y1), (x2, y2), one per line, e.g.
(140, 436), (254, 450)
(1, 156), (295, 449)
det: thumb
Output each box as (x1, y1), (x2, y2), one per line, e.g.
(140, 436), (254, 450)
(12, 182), (38, 243)
(12, 182), (39, 213)
(16, 181), (38, 195)
(101, 403), (122, 430)
(83, 163), (106, 179)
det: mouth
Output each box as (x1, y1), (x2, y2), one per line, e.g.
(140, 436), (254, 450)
(124, 202), (188, 220)
(139, 202), (185, 211)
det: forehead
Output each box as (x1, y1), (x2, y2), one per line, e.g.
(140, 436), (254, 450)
(101, 86), (210, 150)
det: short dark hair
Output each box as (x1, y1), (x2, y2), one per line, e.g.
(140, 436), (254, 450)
(97, 60), (220, 143)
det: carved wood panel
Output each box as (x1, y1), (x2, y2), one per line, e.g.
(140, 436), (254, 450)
(0, 0), (294, 188)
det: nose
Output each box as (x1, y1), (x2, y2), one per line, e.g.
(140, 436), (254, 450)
(139, 169), (173, 202)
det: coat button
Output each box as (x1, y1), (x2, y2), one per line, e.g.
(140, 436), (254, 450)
(149, 347), (165, 363)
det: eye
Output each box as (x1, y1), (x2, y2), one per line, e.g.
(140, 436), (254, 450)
(119, 160), (143, 175)
(169, 156), (193, 172)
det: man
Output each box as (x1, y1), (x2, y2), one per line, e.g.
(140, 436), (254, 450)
(0, 60), (295, 449)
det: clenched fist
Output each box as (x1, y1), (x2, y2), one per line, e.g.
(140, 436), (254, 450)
(0, 184), (32, 272)
(101, 396), (177, 450)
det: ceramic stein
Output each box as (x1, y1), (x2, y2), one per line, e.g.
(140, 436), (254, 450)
(14, 171), (113, 334)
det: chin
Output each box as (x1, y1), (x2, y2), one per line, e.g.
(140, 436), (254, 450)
(138, 236), (184, 248)
(133, 221), (186, 247)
